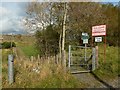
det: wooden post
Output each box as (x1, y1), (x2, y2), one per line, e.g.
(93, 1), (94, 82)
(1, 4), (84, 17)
(68, 45), (71, 68)
(95, 46), (99, 68)
(37, 54), (40, 60)
(55, 55), (58, 64)
(33, 56), (35, 61)
(104, 35), (106, 63)
(31, 56), (34, 62)
(92, 36), (93, 47)
(57, 55), (59, 64)
(92, 48), (96, 71)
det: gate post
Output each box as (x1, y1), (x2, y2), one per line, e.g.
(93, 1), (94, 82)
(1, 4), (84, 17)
(71, 53), (73, 65)
(8, 54), (14, 84)
(92, 47), (96, 71)
(68, 45), (71, 68)
(95, 46), (98, 68)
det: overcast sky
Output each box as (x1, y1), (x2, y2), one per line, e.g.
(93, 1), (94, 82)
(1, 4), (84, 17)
(0, 0), (119, 34)
(0, 2), (27, 34)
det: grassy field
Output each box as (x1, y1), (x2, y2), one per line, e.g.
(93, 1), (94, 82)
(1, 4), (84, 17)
(18, 43), (39, 58)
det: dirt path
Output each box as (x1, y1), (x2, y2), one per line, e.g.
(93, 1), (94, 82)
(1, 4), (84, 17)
(13, 46), (28, 61)
(74, 72), (119, 88)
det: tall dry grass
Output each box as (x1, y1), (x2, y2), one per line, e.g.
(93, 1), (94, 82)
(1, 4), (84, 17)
(2, 55), (86, 88)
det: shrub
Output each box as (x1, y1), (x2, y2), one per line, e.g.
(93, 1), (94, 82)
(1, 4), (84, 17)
(2, 42), (16, 49)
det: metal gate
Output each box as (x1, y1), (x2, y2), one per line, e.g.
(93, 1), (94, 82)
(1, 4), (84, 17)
(68, 45), (96, 73)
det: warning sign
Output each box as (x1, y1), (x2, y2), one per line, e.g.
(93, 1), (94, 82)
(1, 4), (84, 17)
(92, 25), (106, 36)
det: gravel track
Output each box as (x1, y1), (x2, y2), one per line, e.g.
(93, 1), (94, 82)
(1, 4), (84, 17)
(73, 72), (119, 88)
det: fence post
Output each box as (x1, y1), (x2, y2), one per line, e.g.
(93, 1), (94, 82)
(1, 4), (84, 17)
(8, 54), (14, 84)
(62, 50), (66, 72)
(92, 47), (96, 71)
(68, 45), (71, 68)
(95, 46), (98, 68)
(37, 54), (40, 60)
(71, 53), (73, 65)
(31, 56), (33, 62)
(55, 54), (58, 64)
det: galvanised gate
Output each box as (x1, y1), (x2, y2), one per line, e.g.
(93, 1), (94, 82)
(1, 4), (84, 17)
(68, 45), (96, 73)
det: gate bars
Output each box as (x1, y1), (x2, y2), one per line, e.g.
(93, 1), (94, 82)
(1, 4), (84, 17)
(68, 45), (97, 73)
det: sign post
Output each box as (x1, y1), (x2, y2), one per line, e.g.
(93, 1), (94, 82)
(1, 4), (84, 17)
(85, 43), (87, 62)
(81, 33), (89, 44)
(92, 25), (106, 63)
(81, 33), (89, 62)
(104, 35), (106, 63)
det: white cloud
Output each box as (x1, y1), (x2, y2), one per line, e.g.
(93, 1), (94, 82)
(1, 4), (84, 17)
(0, 7), (12, 33)
(1, 0), (44, 2)
(0, 18), (12, 31)
(0, 4), (26, 34)
(1, 0), (103, 2)
(0, 7), (13, 19)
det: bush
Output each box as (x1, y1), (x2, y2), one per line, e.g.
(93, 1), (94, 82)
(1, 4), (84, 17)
(2, 42), (16, 49)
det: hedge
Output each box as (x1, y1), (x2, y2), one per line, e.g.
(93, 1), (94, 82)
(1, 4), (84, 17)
(1, 42), (16, 49)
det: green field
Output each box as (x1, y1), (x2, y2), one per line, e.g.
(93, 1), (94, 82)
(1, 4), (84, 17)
(18, 43), (39, 58)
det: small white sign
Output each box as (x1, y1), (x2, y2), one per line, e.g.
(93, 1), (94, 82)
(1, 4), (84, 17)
(83, 39), (88, 44)
(95, 37), (102, 42)
(82, 33), (88, 36)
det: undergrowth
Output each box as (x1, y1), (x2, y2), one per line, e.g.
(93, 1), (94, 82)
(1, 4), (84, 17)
(2, 56), (86, 88)
(93, 45), (119, 79)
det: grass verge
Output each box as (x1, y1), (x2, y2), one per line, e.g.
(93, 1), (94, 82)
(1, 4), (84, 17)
(93, 45), (119, 80)
(2, 56), (87, 88)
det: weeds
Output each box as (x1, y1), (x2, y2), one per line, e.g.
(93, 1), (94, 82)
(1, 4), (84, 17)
(2, 54), (85, 88)
(93, 45), (119, 79)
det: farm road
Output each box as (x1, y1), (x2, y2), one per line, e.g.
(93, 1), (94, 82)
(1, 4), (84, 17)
(74, 72), (119, 88)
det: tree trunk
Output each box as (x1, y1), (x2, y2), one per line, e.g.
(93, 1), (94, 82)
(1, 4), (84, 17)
(61, 3), (67, 71)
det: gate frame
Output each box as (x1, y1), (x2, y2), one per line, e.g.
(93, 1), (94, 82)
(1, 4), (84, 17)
(68, 45), (96, 73)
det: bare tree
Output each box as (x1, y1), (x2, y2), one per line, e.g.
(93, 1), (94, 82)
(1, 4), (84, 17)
(61, 2), (68, 70)
(25, 1), (55, 58)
